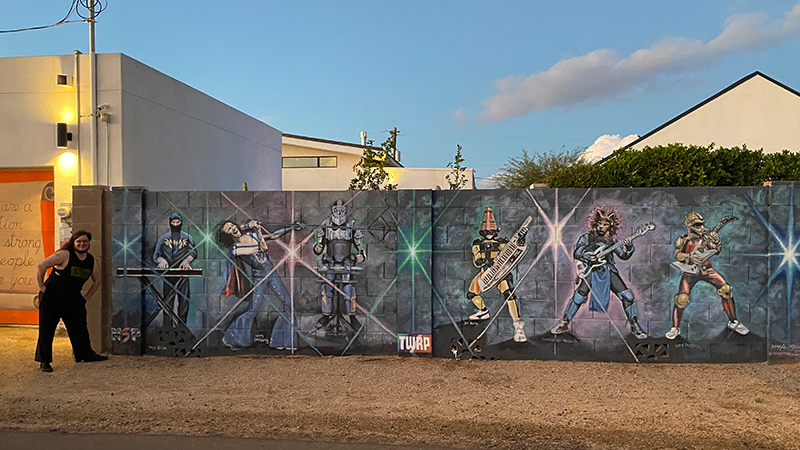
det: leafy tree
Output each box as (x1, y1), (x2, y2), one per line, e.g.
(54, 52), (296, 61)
(545, 143), (800, 188)
(445, 144), (469, 190)
(495, 146), (587, 189)
(349, 134), (398, 191)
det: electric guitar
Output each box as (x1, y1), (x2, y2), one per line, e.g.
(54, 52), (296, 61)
(575, 222), (656, 279)
(671, 215), (738, 275)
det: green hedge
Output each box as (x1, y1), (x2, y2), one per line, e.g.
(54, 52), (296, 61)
(546, 143), (800, 188)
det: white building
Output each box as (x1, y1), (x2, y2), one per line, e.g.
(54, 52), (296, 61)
(0, 53), (282, 325)
(282, 133), (475, 190)
(627, 72), (800, 152)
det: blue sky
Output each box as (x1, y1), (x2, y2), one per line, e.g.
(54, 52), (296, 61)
(2, 1), (799, 185)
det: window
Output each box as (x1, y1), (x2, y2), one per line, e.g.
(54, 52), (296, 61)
(282, 156), (338, 168)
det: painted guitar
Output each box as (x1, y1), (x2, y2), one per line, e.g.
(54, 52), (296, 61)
(671, 215), (738, 275)
(575, 222), (656, 279)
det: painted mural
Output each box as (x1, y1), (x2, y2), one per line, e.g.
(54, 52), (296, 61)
(109, 185), (800, 363)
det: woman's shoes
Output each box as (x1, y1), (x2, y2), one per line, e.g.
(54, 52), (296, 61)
(39, 362), (53, 372)
(77, 353), (108, 362)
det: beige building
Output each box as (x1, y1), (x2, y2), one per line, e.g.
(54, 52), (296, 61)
(627, 72), (800, 152)
(282, 134), (475, 190)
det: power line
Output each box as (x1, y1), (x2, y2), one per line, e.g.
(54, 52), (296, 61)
(0, 0), (107, 34)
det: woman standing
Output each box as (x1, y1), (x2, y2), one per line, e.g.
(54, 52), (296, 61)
(35, 230), (107, 372)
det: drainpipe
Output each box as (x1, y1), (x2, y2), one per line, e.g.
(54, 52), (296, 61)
(74, 50), (82, 185)
(89, 0), (98, 185)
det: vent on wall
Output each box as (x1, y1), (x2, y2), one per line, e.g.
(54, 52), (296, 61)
(57, 74), (73, 87)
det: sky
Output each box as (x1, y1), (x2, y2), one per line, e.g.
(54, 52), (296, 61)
(2, 1), (799, 186)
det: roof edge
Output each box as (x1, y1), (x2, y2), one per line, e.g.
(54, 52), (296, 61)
(622, 71), (799, 152)
(283, 133), (403, 167)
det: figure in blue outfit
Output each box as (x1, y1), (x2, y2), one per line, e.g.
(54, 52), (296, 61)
(550, 208), (648, 339)
(153, 213), (197, 328)
(218, 219), (300, 351)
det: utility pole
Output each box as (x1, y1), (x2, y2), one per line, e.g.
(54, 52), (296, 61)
(389, 127), (399, 161)
(88, 0), (98, 185)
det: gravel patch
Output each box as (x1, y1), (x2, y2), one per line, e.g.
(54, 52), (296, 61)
(1, 327), (799, 450)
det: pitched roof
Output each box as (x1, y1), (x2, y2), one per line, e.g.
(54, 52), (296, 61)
(622, 71), (800, 151)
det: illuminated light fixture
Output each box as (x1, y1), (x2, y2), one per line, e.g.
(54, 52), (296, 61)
(58, 151), (77, 169)
(60, 108), (75, 123)
(57, 74), (73, 87)
(57, 123), (73, 148)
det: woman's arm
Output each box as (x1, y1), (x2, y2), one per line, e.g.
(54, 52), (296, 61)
(36, 250), (69, 291)
(83, 257), (102, 299)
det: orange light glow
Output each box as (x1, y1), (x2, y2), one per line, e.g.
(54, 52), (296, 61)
(60, 108), (75, 123)
(58, 151), (77, 170)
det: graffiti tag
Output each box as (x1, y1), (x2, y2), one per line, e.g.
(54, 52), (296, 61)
(769, 343), (800, 357)
(398, 334), (432, 353)
(540, 336), (578, 344)
(112, 327), (141, 343)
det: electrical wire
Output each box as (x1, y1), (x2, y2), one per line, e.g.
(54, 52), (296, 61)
(0, 0), (107, 34)
(75, 0), (108, 20)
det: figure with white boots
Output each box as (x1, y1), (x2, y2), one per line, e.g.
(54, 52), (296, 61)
(666, 212), (748, 340)
(466, 207), (528, 343)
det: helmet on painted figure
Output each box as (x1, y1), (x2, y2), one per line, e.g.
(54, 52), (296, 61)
(332, 200), (347, 226)
(479, 207), (499, 238)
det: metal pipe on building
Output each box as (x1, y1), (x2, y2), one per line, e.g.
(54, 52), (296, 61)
(89, 0), (98, 185)
(74, 50), (82, 185)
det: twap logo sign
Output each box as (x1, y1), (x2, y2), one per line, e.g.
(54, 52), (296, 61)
(397, 334), (431, 354)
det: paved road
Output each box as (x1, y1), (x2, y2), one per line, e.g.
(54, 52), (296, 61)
(1, 430), (464, 450)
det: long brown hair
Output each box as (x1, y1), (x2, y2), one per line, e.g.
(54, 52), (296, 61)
(61, 229), (92, 252)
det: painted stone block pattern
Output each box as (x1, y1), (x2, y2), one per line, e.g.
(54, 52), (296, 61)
(107, 185), (800, 362)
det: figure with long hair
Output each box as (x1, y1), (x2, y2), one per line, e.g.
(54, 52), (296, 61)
(217, 220), (297, 350)
(551, 208), (648, 339)
(34, 230), (107, 372)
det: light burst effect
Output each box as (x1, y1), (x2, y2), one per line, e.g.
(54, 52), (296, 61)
(746, 191), (800, 343)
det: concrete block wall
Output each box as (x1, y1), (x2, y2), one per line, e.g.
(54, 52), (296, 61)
(71, 185), (112, 353)
(98, 185), (800, 363)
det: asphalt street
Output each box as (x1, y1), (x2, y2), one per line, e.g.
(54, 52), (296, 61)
(2, 430), (465, 450)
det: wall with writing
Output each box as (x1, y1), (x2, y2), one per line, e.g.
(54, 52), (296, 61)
(0, 169), (55, 324)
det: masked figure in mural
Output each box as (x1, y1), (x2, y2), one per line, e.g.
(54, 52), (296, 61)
(153, 213), (197, 328)
(313, 200), (366, 330)
(466, 207), (528, 343)
(551, 208), (649, 339)
(218, 220), (299, 350)
(666, 212), (748, 339)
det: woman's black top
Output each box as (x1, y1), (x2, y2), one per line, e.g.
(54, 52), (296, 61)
(44, 249), (94, 298)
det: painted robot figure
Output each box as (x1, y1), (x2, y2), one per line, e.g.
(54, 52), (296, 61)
(313, 200), (366, 330)
(466, 207), (527, 343)
(153, 212), (197, 328)
(666, 212), (748, 339)
(218, 220), (300, 351)
(551, 208), (648, 339)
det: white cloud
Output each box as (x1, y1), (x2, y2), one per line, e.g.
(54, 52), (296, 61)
(580, 134), (639, 163)
(477, 173), (502, 189)
(453, 107), (468, 128)
(476, 2), (800, 123)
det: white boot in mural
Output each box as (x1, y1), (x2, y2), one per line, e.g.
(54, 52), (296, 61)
(513, 319), (527, 342)
(727, 320), (749, 335)
(665, 327), (680, 340)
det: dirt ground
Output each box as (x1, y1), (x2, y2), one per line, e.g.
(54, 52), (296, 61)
(1, 327), (800, 450)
